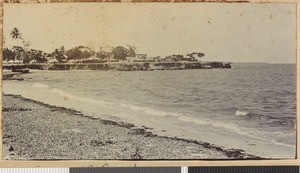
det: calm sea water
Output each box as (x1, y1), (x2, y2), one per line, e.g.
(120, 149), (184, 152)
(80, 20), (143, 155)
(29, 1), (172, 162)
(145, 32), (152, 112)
(3, 63), (296, 158)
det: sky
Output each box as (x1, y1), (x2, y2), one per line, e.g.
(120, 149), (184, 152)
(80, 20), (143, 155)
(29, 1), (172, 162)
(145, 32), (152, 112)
(3, 3), (296, 63)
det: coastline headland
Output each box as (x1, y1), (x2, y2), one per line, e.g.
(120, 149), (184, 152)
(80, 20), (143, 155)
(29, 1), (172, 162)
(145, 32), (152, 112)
(3, 61), (231, 71)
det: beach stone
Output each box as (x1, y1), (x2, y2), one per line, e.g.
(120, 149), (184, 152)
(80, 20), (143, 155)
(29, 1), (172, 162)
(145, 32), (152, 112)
(2, 95), (259, 160)
(11, 75), (24, 81)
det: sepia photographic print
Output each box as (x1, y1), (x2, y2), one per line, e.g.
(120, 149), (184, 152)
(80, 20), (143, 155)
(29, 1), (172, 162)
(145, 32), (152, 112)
(1, 2), (297, 161)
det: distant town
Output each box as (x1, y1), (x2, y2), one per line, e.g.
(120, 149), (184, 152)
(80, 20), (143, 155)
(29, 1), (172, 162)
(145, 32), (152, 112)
(3, 28), (231, 71)
(3, 45), (206, 64)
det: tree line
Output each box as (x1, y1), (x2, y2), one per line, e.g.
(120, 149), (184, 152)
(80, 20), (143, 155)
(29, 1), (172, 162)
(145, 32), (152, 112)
(3, 28), (139, 63)
(4, 28), (205, 64)
(3, 45), (138, 63)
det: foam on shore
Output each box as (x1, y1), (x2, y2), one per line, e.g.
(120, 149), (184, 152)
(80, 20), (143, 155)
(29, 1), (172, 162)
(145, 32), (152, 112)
(3, 79), (296, 159)
(2, 94), (259, 160)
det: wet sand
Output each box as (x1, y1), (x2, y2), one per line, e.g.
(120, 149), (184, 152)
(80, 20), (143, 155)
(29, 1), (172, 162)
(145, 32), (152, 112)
(2, 94), (261, 160)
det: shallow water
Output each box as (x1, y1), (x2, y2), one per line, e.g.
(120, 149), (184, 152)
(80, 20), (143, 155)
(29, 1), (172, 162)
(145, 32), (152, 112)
(3, 63), (296, 158)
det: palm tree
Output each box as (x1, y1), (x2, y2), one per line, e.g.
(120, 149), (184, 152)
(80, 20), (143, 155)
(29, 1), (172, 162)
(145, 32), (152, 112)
(10, 28), (25, 62)
(10, 28), (23, 42)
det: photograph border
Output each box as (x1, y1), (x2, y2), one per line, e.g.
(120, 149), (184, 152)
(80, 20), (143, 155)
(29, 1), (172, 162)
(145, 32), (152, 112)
(0, 0), (298, 167)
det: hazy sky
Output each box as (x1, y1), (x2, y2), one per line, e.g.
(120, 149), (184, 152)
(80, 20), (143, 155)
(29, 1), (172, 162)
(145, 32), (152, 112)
(3, 3), (296, 63)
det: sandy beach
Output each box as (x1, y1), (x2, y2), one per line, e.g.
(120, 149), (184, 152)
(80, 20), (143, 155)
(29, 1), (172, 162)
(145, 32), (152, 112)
(2, 94), (260, 160)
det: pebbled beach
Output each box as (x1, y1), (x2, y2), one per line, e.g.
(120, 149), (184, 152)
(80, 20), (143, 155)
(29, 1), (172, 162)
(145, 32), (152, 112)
(2, 94), (260, 160)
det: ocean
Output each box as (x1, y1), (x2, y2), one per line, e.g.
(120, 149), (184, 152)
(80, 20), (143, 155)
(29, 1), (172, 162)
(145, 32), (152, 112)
(3, 63), (296, 158)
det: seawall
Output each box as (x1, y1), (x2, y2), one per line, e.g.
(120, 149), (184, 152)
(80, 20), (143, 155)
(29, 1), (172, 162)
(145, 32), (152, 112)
(3, 61), (231, 71)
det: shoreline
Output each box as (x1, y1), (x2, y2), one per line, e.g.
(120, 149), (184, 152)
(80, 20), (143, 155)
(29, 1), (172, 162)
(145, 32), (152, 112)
(3, 61), (231, 71)
(2, 94), (261, 160)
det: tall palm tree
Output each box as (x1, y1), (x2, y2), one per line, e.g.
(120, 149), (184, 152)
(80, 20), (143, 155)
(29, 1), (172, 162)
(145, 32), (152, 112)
(10, 28), (23, 42)
(10, 28), (24, 62)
